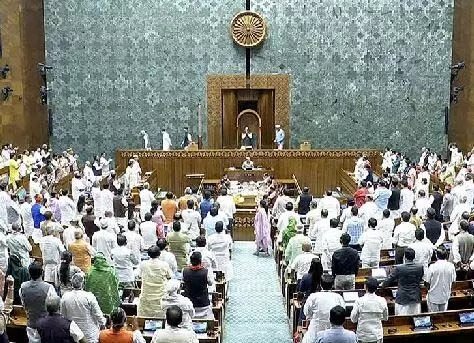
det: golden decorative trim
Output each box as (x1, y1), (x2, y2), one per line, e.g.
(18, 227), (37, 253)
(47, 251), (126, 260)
(118, 149), (381, 160)
(231, 11), (267, 48)
(207, 74), (290, 149)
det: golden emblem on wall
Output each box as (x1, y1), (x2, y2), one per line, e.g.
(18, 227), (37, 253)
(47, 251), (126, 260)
(231, 11), (267, 48)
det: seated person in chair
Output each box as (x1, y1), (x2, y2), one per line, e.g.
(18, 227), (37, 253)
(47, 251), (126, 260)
(241, 157), (255, 170)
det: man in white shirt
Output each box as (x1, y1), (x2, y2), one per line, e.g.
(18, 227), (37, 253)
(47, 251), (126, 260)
(216, 188), (236, 234)
(91, 219), (117, 263)
(426, 249), (456, 312)
(288, 242), (317, 280)
(303, 274), (345, 341)
(322, 219), (343, 271)
(102, 211), (120, 235)
(310, 209), (330, 254)
(157, 238), (178, 275)
(40, 225), (66, 283)
(19, 195), (34, 238)
(203, 207), (223, 236)
(181, 199), (201, 240)
(409, 228), (434, 280)
(207, 222), (233, 280)
(272, 190), (293, 220)
(139, 183), (155, 220)
(141, 130), (150, 150)
(377, 209), (395, 249)
(123, 220), (144, 262)
(414, 190), (431, 219)
(161, 129), (172, 151)
(393, 211), (416, 264)
(71, 172), (86, 205)
(359, 195), (380, 223)
(399, 180), (415, 214)
(448, 196), (471, 239)
(58, 189), (76, 225)
(30, 176), (42, 197)
(111, 234), (139, 288)
(140, 213), (158, 250)
(359, 218), (384, 268)
(350, 277), (388, 343)
(151, 306), (198, 343)
(306, 201), (320, 235)
(318, 190), (340, 220)
(100, 184), (114, 217)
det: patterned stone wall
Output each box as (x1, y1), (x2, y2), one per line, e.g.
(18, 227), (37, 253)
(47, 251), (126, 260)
(44, 0), (245, 158)
(251, 0), (454, 156)
(44, 0), (454, 159)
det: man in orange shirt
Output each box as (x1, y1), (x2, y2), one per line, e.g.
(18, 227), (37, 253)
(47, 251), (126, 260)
(161, 192), (177, 224)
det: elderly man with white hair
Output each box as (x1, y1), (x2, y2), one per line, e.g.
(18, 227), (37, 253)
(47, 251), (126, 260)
(61, 273), (106, 343)
(36, 294), (86, 343)
(139, 182), (155, 220)
(161, 279), (195, 330)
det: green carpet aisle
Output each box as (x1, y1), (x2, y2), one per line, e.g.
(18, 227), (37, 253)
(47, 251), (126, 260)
(223, 242), (293, 343)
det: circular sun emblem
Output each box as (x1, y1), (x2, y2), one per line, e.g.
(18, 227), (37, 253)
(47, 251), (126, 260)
(231, 11), (267, 48)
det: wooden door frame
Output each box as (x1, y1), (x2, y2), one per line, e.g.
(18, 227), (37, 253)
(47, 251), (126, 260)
(207, 74), (290, 149)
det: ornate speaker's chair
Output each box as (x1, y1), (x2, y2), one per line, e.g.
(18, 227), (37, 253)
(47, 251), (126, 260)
(236, 109), (262, 149)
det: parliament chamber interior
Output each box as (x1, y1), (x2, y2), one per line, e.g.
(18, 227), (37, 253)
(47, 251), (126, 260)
(1, 0), (474, 343)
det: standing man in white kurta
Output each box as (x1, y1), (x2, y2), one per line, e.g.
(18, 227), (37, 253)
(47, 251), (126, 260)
(140, 130), (150, 150)
(162, 129), (172, 151)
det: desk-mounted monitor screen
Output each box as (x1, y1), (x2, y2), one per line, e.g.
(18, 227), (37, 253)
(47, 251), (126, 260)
(413, 316), (432, 328)
(193, 322), (208, 334)
(459, 312), (474, 324)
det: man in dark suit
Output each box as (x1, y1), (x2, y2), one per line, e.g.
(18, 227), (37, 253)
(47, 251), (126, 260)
(431, 184), (443, 221)
(382, 248), (424, 315)
(423, 208), (443, 246)
(297, 187), (313, 215)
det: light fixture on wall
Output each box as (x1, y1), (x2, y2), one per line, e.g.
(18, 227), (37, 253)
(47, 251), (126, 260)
(40, 86), (50, 105)
(0, 65), (9, 79)
(1, 86), (13, 101)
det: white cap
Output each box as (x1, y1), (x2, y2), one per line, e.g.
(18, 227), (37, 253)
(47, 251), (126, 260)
(275, 124), (281, 128)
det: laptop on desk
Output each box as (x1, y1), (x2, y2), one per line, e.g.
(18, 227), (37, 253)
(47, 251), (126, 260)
(413, 316), (434, 331)
(192, 322), (208, 334)
(143, 320), (164, 337)
(459, 312), (474, 327)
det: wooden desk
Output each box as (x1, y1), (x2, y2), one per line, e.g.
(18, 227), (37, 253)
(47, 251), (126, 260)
(224, 167), (273, 182)
(120, 289), (224, 332)
(116, 149), (382, 196)
(125, 317), (220, 343)
(344, 309), (474, 343)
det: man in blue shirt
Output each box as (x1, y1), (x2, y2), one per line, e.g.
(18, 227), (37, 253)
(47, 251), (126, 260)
(199, 191), (213, 219)
(313, 305), (357, 343)
(373, 180), (392, 212)
(274, 125), (285, 150)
